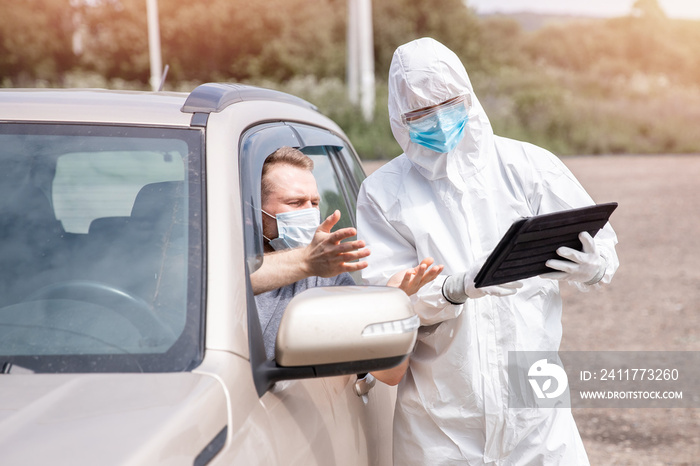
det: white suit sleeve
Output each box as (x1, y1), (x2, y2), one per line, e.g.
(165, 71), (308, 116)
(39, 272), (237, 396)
(356, 185), (461, 325)
(526, 148), (619, 288)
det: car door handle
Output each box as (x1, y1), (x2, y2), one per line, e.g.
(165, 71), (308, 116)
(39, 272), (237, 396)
(354, 372), (376, 398)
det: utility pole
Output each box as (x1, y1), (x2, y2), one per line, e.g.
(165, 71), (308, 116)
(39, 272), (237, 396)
(347, 0), (375, 122)
(146, 0), (163, 91)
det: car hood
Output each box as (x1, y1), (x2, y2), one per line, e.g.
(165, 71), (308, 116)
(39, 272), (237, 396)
(0, 372), (228, 465)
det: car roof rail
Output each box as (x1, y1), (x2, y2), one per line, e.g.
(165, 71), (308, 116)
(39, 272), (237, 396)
(181, 83), (318, 115)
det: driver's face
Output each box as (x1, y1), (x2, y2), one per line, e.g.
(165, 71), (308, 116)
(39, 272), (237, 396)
(261, 163), (320, 242)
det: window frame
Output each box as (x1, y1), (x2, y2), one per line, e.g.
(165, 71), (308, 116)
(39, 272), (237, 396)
(238, 121), (367, 396)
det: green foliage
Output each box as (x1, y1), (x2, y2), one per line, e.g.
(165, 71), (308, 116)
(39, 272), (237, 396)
(159, 0), (345, 82)
(372, 0), (482, 76)
(75, 0), (151, 81)
(495, 12), (700, 155)
(2, 0), (700, 157)
(523, 16), (700, 87)
(254, 76), (401, 160)
(473, 66), (700, 155)
(0, 0), (76, 85)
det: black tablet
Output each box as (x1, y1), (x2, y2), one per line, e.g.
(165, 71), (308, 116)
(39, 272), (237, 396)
(473, 202), (618, 288)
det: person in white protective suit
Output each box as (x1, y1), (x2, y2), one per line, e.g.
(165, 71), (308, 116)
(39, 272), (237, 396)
(356, 37), (619, 465)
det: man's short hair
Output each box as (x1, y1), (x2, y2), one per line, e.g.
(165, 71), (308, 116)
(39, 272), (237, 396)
(261, 146), (314, 201)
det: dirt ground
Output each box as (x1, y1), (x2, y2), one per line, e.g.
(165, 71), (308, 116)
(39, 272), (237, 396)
(363, 155), (700, 465)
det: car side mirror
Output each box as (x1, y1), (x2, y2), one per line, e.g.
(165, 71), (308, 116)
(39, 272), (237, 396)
(251, 285), (419, 396)
(275, 286), (418, 367)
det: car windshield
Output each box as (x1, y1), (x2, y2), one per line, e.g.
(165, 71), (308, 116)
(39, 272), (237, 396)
(0, 123), (204, 373)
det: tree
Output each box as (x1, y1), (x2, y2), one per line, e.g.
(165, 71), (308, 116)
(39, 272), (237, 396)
(76, 0), (150, 82)
(159, 0), (345, 82)
(372, 0), (482, 77)
(0, 0), (76, 85)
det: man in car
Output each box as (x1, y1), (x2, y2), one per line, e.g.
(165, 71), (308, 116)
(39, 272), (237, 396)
(250, 147), (369, 297)
(252, 146), (441, 361)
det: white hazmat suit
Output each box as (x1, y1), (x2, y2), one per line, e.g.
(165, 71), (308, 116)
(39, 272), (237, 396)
(357, 38), (619, 465)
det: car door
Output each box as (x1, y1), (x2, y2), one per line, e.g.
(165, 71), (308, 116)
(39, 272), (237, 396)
(238, 122), (395, 465)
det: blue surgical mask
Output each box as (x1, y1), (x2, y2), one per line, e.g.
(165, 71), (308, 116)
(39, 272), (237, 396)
(407, 105), (469, 153)
(262, 207), (320, 250)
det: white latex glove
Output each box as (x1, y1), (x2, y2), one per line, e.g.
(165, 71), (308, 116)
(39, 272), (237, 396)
(541, 231), (606, 285)
(442, 262), (524, 304)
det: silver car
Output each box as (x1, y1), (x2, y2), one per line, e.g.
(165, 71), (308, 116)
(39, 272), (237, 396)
(0, 84), (416, 465)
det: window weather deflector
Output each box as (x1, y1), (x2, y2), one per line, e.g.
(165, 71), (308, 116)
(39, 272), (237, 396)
(190, 113), (208, 127)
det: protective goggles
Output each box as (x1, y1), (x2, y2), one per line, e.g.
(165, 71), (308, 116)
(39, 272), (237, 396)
(401, 94), (472, 127)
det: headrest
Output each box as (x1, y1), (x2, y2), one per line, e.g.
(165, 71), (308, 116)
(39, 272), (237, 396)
(88, 217), (130, 236)
(130, 181), (185, 222)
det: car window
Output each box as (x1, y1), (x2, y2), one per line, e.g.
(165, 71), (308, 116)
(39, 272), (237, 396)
(328, 146), (367, 224)
(0, 124), (204, 373)
(239, 122), (363, 367)
(54, 150), (185, 233)
(337, 146), (367, 192)
(303, 146), (354, 231)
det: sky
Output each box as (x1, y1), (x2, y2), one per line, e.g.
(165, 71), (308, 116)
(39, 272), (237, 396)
(467, 0), (700, 19)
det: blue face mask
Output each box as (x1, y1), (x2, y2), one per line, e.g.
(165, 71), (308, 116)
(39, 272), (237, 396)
(407, 105), (469, 153)
(262, 207), (320, 250)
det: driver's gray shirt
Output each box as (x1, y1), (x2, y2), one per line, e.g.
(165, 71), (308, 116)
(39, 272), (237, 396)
(255, 273), (355, 360)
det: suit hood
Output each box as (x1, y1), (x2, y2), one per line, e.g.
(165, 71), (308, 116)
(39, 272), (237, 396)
(388, 37), (493, 188)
